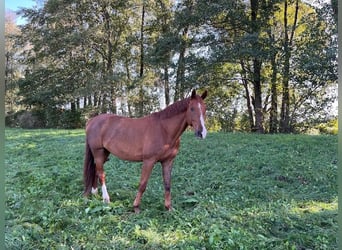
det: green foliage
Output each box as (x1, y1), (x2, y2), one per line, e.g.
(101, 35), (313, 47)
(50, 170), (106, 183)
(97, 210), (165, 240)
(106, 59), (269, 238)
(5, 129), (337, 249)
(5, 111), (26, 128)
(206, 117), (221, 132)
(17, 109), (46, 129)
(6, 108), (84, 129)
(5, 0), (338, 132)
(316, 119), (338, 135)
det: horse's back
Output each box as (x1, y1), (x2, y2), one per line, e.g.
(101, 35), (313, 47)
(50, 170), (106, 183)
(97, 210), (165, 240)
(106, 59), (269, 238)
(85, 113), (158, 161)
(86, 114), (119, 134)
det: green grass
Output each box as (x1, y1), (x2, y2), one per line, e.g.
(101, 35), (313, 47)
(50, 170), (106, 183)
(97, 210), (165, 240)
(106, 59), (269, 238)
(5, 129), (338, 249)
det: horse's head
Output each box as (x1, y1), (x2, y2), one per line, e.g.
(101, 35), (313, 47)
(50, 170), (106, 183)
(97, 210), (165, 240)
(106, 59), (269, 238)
(186, 89), (208, 139)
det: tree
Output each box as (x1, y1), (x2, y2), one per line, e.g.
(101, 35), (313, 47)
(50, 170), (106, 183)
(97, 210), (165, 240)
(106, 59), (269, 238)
(197, 0), (336, 133)
(5, 11), (22, 113)
(289, 3), (337, 129)
(10, 0), (337, 131)
(18, 0), (137, 112)
(150, 0), (174, 106)
(18, 0), (90, 109)
(195, 0), (280, 133)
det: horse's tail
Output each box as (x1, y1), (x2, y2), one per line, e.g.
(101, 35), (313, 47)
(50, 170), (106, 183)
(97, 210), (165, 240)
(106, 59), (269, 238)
(83, 140), (96, 196)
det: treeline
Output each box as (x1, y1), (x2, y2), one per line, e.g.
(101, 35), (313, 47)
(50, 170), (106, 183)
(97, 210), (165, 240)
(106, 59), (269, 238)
(5, 0), (337, 132)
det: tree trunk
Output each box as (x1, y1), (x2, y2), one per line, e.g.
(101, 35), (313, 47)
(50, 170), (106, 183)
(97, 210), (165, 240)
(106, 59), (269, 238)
(138, 3), (146, 117)
(138, 86), (144, 117)
(110, 88), (116, 114)
(94, 93), (98, 107)
(240, 61), (255, 130)
(163, 66), (170, 106)
(139, 4), (145, 78)
(174, 27), (188, 101)
(100, 4), (114, 114)
(250, 0), (264, 133)
(101, 94), (107, 113)
(88, 96), (92, 107)
(158, 0), (171, 106)
(174, 0), (193, 101)
(252, 59), (264, 133)
(280, 0), (299, 133)
(71, 101), (76, 112)
(279, 0), (290, 132)
(76, 98), (80, 109)
(103, 6), (113, 72)
(269, 50), (278, 133)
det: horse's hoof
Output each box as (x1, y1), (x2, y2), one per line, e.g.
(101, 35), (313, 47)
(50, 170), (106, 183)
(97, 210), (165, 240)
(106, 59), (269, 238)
(165, 206), (173, 212)
(134, 206), (140, 214)
(103, 197), (110, 203)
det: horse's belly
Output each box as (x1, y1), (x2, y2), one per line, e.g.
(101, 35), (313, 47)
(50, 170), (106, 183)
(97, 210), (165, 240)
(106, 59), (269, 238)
(105, 143), (144, 162)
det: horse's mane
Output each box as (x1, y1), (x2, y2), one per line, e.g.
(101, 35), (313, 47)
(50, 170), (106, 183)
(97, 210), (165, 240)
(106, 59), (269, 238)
(152, 97), (190, 120)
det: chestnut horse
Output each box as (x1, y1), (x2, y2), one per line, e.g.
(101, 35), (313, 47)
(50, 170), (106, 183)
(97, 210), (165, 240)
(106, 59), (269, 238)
(83, 89), (207, 213)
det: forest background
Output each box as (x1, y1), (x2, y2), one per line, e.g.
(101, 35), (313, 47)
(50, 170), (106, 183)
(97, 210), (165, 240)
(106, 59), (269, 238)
(5, 0), (338, 134)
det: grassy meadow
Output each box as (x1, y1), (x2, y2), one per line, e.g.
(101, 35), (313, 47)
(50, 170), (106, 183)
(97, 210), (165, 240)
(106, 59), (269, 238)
(5, 129), (338, 249)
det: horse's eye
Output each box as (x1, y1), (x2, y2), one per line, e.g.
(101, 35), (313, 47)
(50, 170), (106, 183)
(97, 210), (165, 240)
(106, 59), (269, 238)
(190, 107), (194, 112)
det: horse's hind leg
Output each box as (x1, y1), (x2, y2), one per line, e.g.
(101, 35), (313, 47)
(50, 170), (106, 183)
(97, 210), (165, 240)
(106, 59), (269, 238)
(93, 149), (110, 203)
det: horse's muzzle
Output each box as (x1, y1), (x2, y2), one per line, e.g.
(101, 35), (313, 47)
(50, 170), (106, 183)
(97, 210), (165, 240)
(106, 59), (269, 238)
(195, 130), (203, 138)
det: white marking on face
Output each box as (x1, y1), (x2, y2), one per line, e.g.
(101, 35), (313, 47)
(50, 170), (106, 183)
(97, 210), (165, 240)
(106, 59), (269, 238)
(198, 103), (207, 139)
(102, 184), (110, 203)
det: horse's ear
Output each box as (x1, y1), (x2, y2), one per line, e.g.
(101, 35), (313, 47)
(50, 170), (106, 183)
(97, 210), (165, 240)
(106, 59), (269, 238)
(201, 90), (208, 100)
(191, 89), (197, 99)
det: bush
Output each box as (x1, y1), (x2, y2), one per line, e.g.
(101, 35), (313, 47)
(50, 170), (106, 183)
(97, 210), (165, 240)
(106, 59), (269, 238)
(5, 111), (24, 127)
(5, 108), (85, 129)
(206, 117), (222, 132)
(45, 108), (63, 128)
(317, 119), (338, 135)
(59, 110), (83, 129)
(17, 110), (46, 129)
(45, 108), (84, 129)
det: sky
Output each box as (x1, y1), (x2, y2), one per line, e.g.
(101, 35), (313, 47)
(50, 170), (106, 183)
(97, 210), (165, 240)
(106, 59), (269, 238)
(5, 0), (37, 25)
(5, 0), (36, 11)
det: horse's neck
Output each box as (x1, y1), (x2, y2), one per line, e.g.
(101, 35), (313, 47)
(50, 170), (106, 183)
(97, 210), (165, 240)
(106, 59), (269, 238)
(160, 112), (188, 142)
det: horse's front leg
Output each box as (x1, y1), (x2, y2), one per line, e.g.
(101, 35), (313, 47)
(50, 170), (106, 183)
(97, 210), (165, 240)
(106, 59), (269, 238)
(133, 160), (155, 213)
(161, 159), (174, 211)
